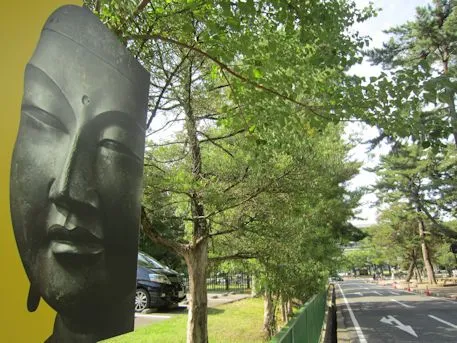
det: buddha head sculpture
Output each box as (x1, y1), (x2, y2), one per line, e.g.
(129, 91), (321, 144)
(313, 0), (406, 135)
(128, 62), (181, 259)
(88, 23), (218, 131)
(10, 5), (150, 342)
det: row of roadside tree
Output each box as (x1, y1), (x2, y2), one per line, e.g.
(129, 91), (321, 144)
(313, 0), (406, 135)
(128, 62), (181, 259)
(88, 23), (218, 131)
(83, 1), (457, 342)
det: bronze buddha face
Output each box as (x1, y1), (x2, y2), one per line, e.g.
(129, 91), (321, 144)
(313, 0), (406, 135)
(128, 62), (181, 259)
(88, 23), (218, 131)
(10, 5), (149, 340)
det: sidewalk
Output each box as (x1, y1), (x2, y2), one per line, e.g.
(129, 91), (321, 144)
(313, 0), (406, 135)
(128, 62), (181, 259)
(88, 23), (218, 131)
(205, 291), (252, 307)
(374, 278), (457, 299)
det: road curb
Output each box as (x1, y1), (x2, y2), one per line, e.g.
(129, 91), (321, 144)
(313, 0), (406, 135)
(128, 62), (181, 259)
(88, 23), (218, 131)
(336, 303), (355, 342)
(208, 294), (252, 308)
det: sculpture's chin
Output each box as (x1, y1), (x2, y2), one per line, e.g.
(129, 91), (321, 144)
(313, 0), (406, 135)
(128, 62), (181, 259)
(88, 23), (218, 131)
(32, 247), (110, 314)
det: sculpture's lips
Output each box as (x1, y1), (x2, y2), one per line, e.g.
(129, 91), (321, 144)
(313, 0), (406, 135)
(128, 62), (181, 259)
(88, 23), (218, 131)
(48, 225), (104, 255)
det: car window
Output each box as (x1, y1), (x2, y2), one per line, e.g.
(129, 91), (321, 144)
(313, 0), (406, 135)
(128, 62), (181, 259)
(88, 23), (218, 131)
(138, 252), (166, 269)
(137, 253), (151, 267)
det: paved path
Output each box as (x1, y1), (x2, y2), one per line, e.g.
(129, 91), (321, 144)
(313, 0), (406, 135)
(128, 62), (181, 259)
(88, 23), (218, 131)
(337, 280), (457, 342)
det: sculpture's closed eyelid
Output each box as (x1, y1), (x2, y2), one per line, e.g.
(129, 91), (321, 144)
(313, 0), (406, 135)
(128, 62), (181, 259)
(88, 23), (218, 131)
(98, 123), (142, 162)
(21, 105), (69, 133)
(99, 138), (141, 161)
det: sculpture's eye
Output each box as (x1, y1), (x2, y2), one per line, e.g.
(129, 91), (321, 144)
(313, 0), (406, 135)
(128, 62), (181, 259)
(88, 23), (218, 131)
(22, 105), (68, 133)
(99, 124), (142, 162)
(99, 139), (140, 162)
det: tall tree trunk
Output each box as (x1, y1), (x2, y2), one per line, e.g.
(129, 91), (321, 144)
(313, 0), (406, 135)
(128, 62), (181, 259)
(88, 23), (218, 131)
(405, 260), (415, 282)
(418, 218), (436, 284)
(287, 299), (293, 318)
(448, 89), (457, 147)
(281, 296), (288, 323)
(263, 288), (276, 340)
(415, 265), (422, 283)
(185, 242), (209, 343)
(251, 275), (258, 297)
(406, 249), (418, 282)
(184, 57), (210, 343)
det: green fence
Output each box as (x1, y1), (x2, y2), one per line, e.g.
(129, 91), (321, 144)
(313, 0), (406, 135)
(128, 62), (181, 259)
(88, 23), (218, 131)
(271, 290), (327, 343)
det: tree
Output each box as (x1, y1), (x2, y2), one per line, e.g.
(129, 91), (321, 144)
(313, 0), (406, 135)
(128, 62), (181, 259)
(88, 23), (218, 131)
(80, 1), (376, 342)
(370, 143), (440, 284)
(364, 4), (457, 279)
(366, 204), (423, 281)
(144, 117), (360, 339)
(366, 0), (457, 146)
(342, 248), (373, 275)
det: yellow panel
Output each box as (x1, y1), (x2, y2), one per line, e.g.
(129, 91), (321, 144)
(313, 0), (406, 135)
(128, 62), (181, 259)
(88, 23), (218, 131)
(0, 1), (82, 342)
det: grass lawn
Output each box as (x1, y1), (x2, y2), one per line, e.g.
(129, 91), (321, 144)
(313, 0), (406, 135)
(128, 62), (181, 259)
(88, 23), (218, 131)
(102, 298), (266, 343)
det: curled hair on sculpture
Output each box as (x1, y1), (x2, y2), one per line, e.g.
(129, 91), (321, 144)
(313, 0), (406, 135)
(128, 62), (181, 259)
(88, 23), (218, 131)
(10, 5), (149, 342)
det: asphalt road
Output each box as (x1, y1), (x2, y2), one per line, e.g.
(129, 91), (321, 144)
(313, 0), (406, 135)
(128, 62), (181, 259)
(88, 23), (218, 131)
(337, 280), (457, 342)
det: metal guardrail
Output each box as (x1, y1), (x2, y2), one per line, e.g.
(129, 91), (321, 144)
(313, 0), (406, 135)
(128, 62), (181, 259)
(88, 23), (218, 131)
(271, 290), (327, 343)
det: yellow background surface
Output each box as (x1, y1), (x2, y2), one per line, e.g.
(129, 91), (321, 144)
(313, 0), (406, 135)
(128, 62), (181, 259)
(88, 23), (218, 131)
(0, 1), (81, 342)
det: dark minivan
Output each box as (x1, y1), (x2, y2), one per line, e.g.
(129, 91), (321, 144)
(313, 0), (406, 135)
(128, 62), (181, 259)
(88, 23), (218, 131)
(135, 251), (186, 312)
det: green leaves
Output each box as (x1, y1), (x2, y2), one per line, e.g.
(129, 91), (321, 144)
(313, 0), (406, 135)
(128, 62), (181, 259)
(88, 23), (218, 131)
(252, 67), (262, 79)
(82, 0), (377, 323)
(366, 0), (457, 145)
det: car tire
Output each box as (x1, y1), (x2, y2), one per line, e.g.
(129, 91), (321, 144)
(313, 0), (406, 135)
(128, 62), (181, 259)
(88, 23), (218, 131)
(135, 288), (150, 312)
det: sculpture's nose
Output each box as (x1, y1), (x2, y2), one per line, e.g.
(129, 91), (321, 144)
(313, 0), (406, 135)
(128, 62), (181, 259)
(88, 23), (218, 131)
(49, 133), (100, 212)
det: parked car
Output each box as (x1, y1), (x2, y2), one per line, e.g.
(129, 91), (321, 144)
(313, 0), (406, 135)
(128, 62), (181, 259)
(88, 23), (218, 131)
(328, 275), (343, 282)
(135, 251), (186, 312)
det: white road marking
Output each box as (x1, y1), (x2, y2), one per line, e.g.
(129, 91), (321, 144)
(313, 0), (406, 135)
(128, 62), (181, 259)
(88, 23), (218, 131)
(346, 292), (363, 297)
(401, 290), (416, 294)
(380, 315), (418, 337)
(428, 315), (457, 328)
(135, 314), (172, 319)
(337, 284), (368, 343)
(390, 291), (400, 295)
(391, 299), (415, 308)
(367, 291), (382, 295)
(431, 296), (457, 303)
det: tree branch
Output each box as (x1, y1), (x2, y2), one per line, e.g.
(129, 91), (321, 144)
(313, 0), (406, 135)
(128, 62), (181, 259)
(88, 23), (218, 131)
(150, 151), (189, 163)
(205, 167), (295, 219)
(208, 228), (238, 238)
(198, 131), (234, 157)
(146, 46), (193, 129)
(199, 129), (246, 143)
(147, 112), (182, 136)
(208, 252), (258, 262)
(141, 206), (188, 255)
(223, 166), (250, 193)
(126, 33), (334, 120)
(152, 140), (187, 147)
(143, 162), (166, 173)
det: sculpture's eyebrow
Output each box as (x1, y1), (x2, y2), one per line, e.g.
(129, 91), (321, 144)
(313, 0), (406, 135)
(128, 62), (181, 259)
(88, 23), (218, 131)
(24, 63), (75, 122)
(97, 110), (145, 135)
(96, 111), (145, 160)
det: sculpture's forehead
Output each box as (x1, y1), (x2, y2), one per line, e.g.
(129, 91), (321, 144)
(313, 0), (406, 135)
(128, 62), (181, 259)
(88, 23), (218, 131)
(28, 31), (145, 122)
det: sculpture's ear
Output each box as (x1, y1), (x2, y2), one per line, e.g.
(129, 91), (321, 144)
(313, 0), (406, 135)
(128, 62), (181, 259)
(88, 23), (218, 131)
(27, 283), (40, 312)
